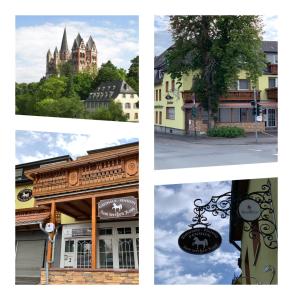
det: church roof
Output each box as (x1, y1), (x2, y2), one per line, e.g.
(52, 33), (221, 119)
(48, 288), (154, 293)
(54, 47), (58, 54)
(86, 36), (96, 50)
(72, 33), (84, 49)
(60, 28), (69, 52)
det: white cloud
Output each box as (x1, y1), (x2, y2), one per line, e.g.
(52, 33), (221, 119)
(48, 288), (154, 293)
(154, 16), (170, 33)
(263, 15), (278, 41)
(16, 19), (138, 83)
(164, 272), (222, 285)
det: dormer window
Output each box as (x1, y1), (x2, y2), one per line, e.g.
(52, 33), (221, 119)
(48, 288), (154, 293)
(266, 53), (278, 64)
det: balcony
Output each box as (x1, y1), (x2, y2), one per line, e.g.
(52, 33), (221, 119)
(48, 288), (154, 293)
(267, 63), (278, 75)
(266, 87), (278, 101)
(219, 90), (260, 101)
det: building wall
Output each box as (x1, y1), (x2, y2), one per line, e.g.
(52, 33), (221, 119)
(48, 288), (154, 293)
(240, 178), (277, 284)
(115, 93), (139, 122)
(40, 269), (139, 285)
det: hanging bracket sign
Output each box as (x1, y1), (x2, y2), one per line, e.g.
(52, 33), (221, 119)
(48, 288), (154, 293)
(178, 227), (222, 255)
(98, 196), (138, 219)
(238, 199), (261, 222)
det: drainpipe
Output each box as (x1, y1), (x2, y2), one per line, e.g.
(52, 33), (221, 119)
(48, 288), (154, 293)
(39, 223), (61, 285)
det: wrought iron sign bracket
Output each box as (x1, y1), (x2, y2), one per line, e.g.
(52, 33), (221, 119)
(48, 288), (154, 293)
(184, 179), (277, 251)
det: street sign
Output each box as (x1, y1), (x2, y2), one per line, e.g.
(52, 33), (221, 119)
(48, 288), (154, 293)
(238, 199), (261, 222)
(178, 228), (222, 255)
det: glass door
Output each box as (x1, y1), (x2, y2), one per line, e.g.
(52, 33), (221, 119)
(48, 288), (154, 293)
(267, 109), (276, 127)
(77, 240), (92, 268)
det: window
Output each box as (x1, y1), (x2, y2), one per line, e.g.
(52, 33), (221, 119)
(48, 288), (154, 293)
(165, 81), (169, 93)
(125, 113), (130, 119)
(155, 90), (158, 101)
(219, 108), (253, 123)
(119, 239), (135, 269)
(171, 79), (175, 92)
(159, 89), (161, 101)
(155, 111), (158, 124)
(159, 111), (162, 124)
(166, 107), (175, 120)
(15, 168), (23, 180)
(77, 240), (92, 268)
(117, 227), (132, 234)
(99, 240), (113, 269)
(125, 103), (131, 109)
(238, 79), (249, 90)
(122, 94), (126, 98)
(134, 113), (138, 120)
(99, 228), (112, 235)
(133, 102), (139, 109)
(130, 94), (134, 98)
(266, 53), (278, 64)
(269, 77), (278, 88)
(65, 240), (74, 252)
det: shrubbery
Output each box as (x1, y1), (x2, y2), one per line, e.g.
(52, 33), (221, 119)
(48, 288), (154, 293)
(207, 126), (245, 138)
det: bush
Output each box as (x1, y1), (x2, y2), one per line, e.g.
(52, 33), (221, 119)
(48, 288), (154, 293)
(207, 126), (245, 138)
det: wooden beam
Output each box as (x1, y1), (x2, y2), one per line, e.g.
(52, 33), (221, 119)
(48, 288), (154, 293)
(91, 197), (97, 269)
(47, 202), (56, 267)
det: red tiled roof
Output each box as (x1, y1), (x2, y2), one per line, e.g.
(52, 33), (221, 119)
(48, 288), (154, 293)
(16, 208), (51, 226)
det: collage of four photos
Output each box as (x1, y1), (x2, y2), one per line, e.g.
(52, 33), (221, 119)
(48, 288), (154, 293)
(14, 14), (278, 286)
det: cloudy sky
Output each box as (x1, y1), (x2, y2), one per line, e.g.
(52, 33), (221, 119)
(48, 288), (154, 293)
(16, 130), (138, 164)
(16, 16), (139, 83)
(155, 15), (278, 55)
(155, 181), (241, 285)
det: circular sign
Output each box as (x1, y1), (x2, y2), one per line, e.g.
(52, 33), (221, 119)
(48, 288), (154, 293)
(17, 189), (33, 202)
(178, 228), (222, 255)
(238, 199), (261, 222)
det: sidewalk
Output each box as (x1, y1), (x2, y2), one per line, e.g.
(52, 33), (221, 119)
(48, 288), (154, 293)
(155, 131), (278, 146)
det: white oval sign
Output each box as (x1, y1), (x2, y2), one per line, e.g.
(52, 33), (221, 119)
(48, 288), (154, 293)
(238, 199), (261, 222)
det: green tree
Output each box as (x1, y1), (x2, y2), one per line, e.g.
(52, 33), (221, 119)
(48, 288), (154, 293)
(166, 15), (266, 128)
(73, 72), (95, 100)
(37, 76), (67, 100)
(93, 60), (124, 87)
(126, 56), (139, 93)
(35, 96), (85, 118)
(90, 101), (127, 121)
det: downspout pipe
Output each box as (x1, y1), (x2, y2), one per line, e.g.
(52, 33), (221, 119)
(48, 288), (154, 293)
(39, 223), (61, 285)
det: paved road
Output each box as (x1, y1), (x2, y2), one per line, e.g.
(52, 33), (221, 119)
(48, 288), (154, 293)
(155, 133), (278, 169)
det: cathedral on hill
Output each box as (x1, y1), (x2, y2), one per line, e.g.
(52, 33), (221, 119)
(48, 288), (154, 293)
(46, 28), (98, 77)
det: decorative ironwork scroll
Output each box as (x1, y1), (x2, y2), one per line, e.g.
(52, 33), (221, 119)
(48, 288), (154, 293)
(189, 192), (232, 228)
(241, 180), (277, 249)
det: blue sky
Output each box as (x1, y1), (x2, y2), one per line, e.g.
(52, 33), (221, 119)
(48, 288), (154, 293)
(155, 181), (241, 285)
(16, 130), (138, 164)
(16, 16), (138, 83)
(154, 15), (278, 55)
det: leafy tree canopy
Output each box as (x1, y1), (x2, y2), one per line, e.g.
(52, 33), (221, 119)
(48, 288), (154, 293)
(166, 15), (266, 127)
(90, 101), (127, 122)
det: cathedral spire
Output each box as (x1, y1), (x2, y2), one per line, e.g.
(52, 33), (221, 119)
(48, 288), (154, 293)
(60, 27), (69, 52)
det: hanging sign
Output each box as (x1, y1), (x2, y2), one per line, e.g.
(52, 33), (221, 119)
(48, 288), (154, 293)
(178, 227), (222, 255)
(98, 196), (138, 219)
(238, 199), (261, 222)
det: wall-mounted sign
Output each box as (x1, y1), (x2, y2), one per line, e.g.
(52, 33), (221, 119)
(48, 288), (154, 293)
(98, 197), (138, 219)
(178, 228), (222, 255)
(238, 199), (261, 222)
(17, 188), (33, 202)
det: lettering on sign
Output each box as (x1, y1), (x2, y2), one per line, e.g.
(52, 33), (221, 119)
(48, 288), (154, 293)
(178, 227), (222, 255)
(98, 197), (138, 219)
(17, 189), (33, 202)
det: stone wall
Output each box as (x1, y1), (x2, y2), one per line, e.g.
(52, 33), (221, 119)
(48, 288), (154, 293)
(40, 268), (139, 285)
(216, 122), (265, 133)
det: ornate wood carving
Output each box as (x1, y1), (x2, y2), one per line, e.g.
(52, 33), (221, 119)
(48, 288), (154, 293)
(31, 156), (138, 197)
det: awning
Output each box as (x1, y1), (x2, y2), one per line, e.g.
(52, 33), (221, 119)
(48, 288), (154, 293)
(219, 101), (278, 109)
(16, 208), (51, 227)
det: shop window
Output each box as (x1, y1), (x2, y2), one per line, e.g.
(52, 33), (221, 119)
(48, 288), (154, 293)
(119, 238), (135, 269)
(166, 107), (175, 120)
(99, 239), (113, 268)
(65, 240), (74, 252)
